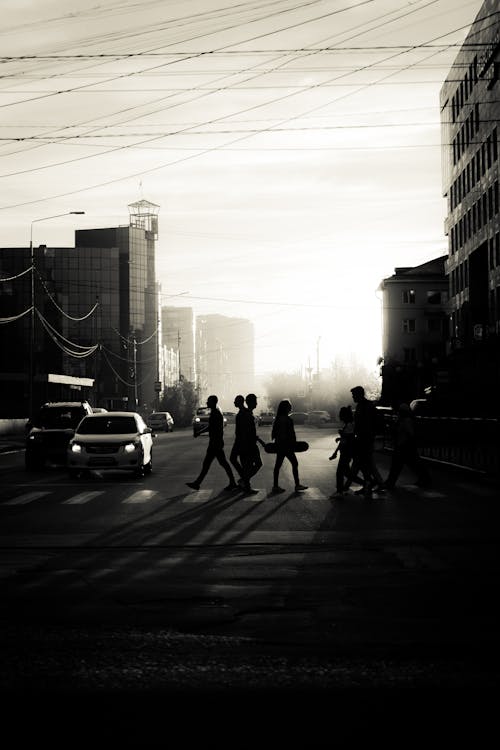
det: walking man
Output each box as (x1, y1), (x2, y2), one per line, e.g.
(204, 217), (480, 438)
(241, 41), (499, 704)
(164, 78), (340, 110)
(239, 393), (264, 493)
(350, 385), (384, 495)
(230, 394), (247, 486)
(186, 395), (237, 492)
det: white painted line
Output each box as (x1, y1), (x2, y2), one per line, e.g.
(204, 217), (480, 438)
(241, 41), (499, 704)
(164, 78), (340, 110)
(299, 487), (327, 500)
(5, 491), (51, 505)
(123, 489), (158, 504)
(420, 490), (446, 499)
(63, 491), (105, 505)
(242, 489), (266, 502)
(183, 489), (212, 503)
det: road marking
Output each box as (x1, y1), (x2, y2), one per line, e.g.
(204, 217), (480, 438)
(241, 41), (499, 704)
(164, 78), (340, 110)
(63, 491), (105, 505)
(298, 487), (327, 500)
(5, 491), (51, 505)
(122, 489), (158, 504)
(183, 489), (212, 503)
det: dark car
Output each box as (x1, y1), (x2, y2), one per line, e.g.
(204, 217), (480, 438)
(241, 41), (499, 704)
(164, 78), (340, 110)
(289, 411), (308, 424)
(148, 411), (174, 432)
(25, 401), (94, 469)
(192, 407), (227, 437)
(257, 411), (275, 426)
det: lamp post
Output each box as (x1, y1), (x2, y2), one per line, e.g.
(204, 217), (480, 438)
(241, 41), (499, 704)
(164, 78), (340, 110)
(29, 211), (85, 419)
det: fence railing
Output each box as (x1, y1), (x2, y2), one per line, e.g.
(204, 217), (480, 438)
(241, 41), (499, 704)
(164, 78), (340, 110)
(381, 414), (500, 477)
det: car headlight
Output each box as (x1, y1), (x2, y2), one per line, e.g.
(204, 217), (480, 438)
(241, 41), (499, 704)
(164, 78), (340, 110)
(124, 442), (139, 453)
(70, 443), (82, 453)
(194, 417), (200, 423)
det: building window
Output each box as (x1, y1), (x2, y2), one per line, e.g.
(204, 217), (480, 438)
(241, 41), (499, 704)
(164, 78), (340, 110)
(403, 347), (416, 363)
(427, 290), (441, 304)
(402, 319), (416, 333)
(402, 289), (416, 304)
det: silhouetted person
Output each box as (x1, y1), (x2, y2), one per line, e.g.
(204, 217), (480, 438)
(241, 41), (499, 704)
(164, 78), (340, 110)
(350, 385), (383, 496)
(383, 402), (431, 489)
(229, 394), (247, 485)
(329, 405), (355, 498)
(271, 399), (307, 494)
(239, 393), (264, 493)
(186, 395), (237, 491)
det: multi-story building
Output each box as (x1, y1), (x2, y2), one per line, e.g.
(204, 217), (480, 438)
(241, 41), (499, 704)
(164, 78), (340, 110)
(196, 314), (254, 409)
(0, 200), (160, 417)
(378, 257), (449, 404)
(161, 306), (196, 383)
(440, 0), (500, 409)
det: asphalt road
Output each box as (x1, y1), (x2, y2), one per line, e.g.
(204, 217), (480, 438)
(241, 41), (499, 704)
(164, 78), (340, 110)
(0, 425), (499, 696)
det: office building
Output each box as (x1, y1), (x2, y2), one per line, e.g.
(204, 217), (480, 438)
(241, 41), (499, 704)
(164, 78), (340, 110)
(0, 200), (160, 416)
(378, 257), (449, 404)
(440, 0), (499, 407)
(161, 306), (196, 383)
(196, 314), (254, 409)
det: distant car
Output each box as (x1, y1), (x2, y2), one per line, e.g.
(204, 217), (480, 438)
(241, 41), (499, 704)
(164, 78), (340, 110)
(410, 399), (431, 415)
(258, 411), (275, 426)
(67, 411), (153, 478)
(92, 407), (108, 414)
(223, 411), (236, 425)
(289, 411), (308, 425)
(305, 410), (332, 425)
(25, 400), (94, 470)
(148, 411), (174, 432)
(192, 407), (227, 437)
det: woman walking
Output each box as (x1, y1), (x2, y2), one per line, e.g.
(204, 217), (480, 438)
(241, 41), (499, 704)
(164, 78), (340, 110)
(271, 399), (307, 494)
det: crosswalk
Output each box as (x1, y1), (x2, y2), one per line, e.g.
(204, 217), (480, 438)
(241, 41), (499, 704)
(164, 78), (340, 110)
(0, 486), (328, 508)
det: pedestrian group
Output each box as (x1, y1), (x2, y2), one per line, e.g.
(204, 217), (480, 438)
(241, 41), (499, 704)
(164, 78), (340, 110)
(186, 385), (430, 497)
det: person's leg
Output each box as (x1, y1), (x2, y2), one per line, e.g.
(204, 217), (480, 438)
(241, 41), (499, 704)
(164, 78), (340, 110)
(229, 443), (244, 480)
(247, 447), (263, 479)
(216, 448), (237, 487)
(273, 453), (285, 488)
(187, 446), (215, 488)
(337, 452), (349, 492)
(384, 448), (404, 488)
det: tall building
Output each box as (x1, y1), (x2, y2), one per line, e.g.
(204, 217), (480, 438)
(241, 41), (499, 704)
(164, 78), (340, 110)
(161, 306), (196, 383)
(196, 314), (254, 409)
(440, 0), (500, 409)
(0, 201), (160, 417)
(378, 257), (449, 404)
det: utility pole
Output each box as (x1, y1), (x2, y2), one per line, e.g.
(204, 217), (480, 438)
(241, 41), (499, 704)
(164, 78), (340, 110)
(177, 329), (182, 382)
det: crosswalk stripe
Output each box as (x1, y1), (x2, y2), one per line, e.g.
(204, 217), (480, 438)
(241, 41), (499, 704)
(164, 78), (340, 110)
(183, 489), (212, 503)
(5, 491), (51, 505)
(122, 489), (158, 504)
(299, 487), (327, 500)
(63, 491), (105, 505)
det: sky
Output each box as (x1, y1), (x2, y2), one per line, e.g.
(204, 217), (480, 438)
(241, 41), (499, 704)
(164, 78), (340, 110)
(0, 0), (487, 382)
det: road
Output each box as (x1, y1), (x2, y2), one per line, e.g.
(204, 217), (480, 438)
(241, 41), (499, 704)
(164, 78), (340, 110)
(0, 424), (499, 694)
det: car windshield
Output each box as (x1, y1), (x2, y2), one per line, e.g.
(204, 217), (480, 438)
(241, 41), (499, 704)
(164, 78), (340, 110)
(196, 408), (210, 416)
(37, 407), (85, 429)
(78, 416), (137, 435)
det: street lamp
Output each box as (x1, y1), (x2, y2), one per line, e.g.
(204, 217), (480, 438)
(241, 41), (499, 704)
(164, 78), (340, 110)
(29, 211), (85, 418)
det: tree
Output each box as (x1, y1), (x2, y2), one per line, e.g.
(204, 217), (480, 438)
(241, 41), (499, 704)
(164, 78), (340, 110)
(159, 379), (197, 427)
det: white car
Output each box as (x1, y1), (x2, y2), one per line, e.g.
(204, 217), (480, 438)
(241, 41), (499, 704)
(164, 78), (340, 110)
(67, 411), (153, 478)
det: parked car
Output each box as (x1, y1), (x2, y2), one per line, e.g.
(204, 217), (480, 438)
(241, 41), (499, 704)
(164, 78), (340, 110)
(25, 401), (94, 470)
(67, 411), (153, 478)
(258, 411), (275, 426)
(148, 411), (174, 432)
(192, 407), (227, 437)
(305, 410), (332, 425)
(289, 411), (308, 424)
